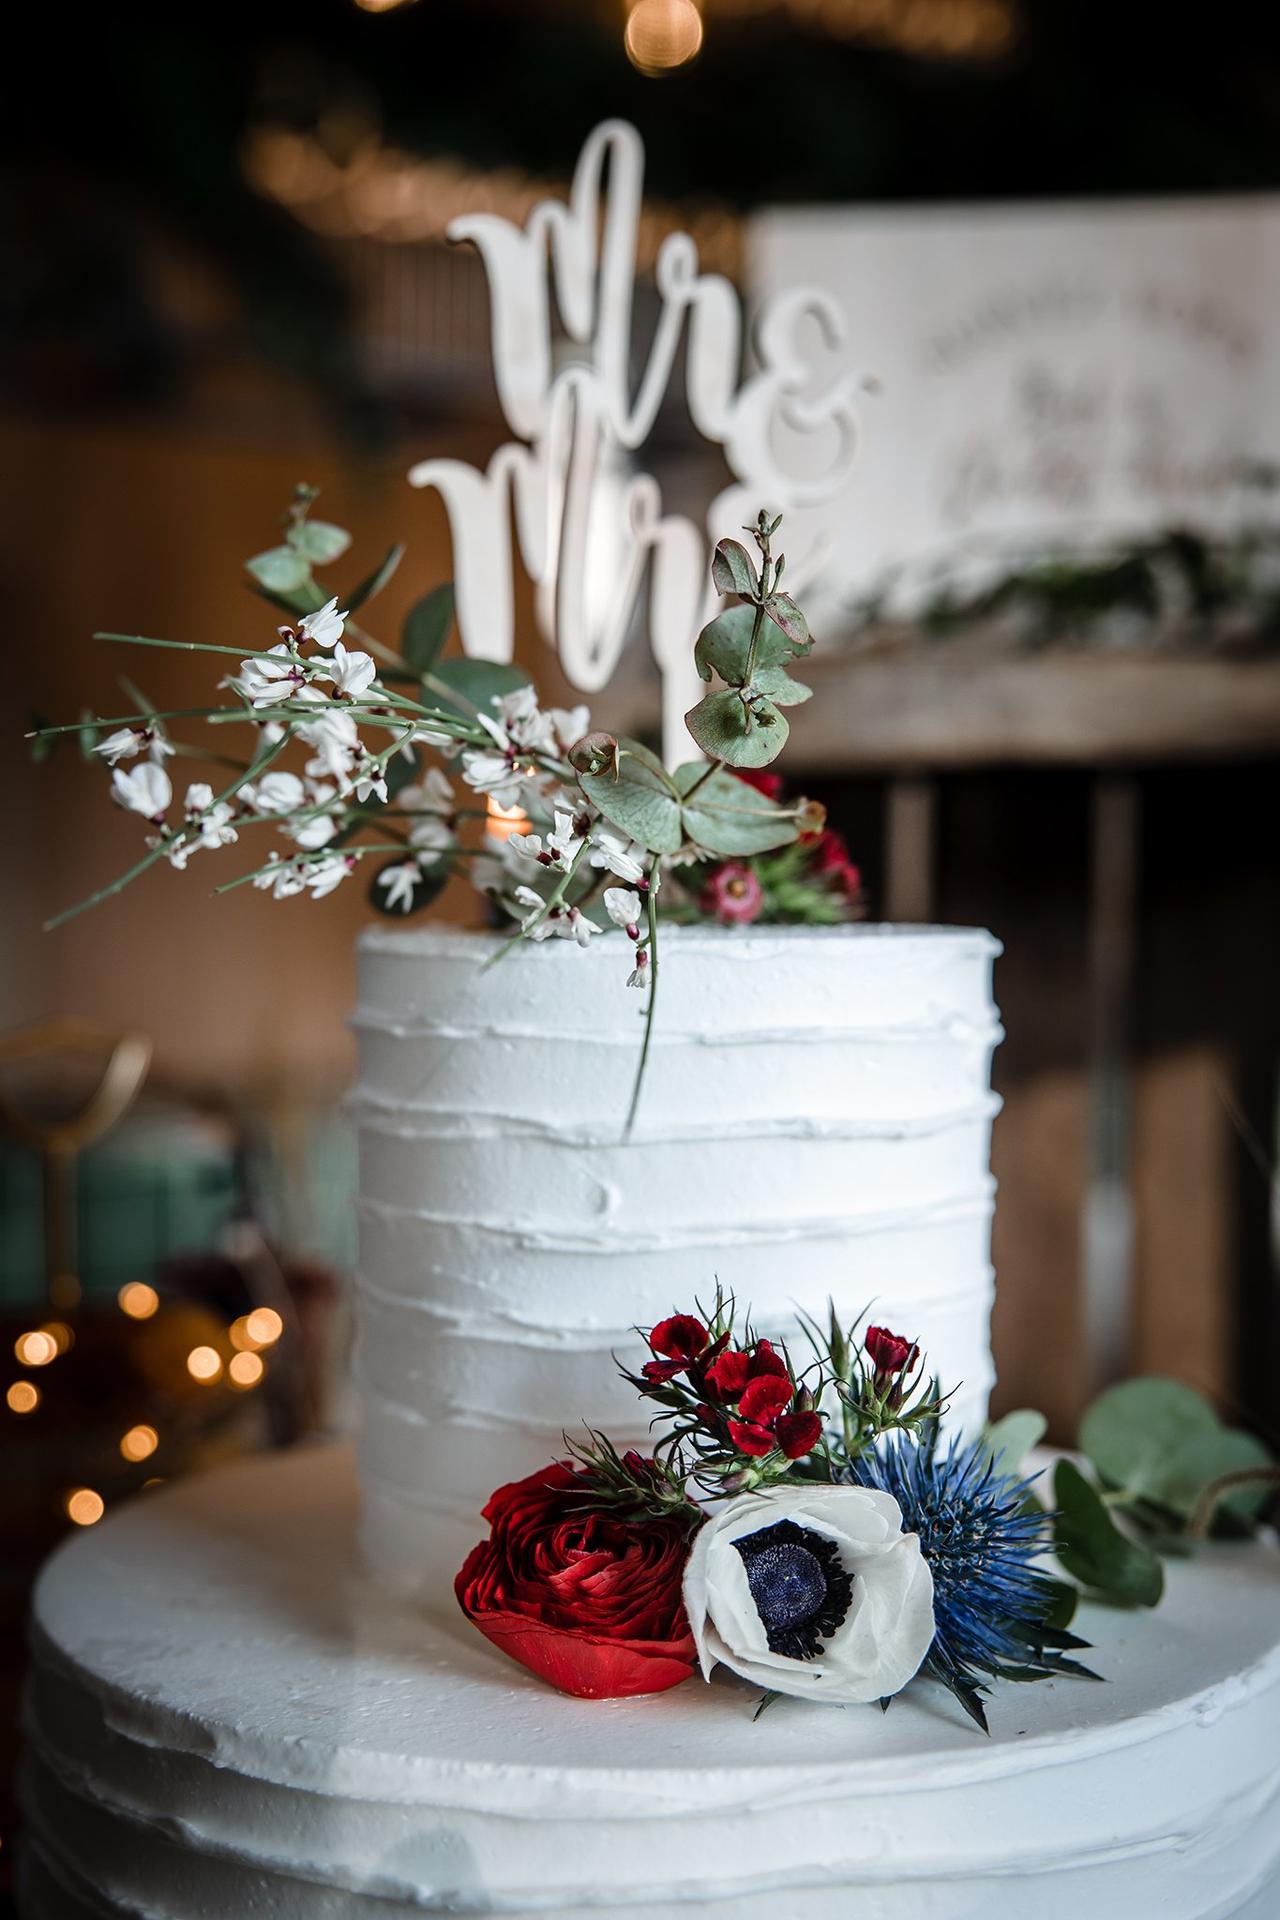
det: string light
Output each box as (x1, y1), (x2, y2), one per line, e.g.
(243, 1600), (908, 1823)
(6, 1381), (39, 1414)
(186, 1346), (223, 1383)
(66, 1488), (105, 1527)
(120, 1424), (159, 1463)
(15, 1330), (57, 1367)
(118, 1282), (160, 1320)
(625, 0), (705, 72)
(229, 1351), (265, 1389)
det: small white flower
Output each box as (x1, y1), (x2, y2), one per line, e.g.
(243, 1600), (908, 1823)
(508, 809), (582, 870)
(682, 1484), (935, 1707)
(297, 597), (348, 650)
(557, 905), (595, 947)
(233, 643), (307, 709)
(408, 815), (454, 863)
(549, 704), (591, 751)
(253, 858), (308, 900)
(285, 781), (339, 851)
(399, 768), (454, 814)
(588, 828), (647, 885)
(626, 951), (649, 990)
(112, 762), (172, 821)
(247, 771), (306, 815)
(513, 884), (556, 941)
(375, 860), (423, 914)
(494, 685), (557, 755)
(304, 855), (352, 900)
(184, 782), (214, 814)
(604, 887), (642, 936)
(317, 642), (377, 701)
(460, 747), (526, 807)
(352, 753), (388, 805)
(94, 727), (146, 766)
(182, 783), (238, 851)
(147, 727), (175, 764)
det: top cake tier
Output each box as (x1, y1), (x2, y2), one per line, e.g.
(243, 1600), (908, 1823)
(351, 924), (1002, 1578)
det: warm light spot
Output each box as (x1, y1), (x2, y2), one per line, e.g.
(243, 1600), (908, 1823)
(66, 1488), (105, 1527)
(625, 0), (704, 73)
(7, 1381), (39, 1414)
(142, 1477), (165, 1490)
(42, 1320), (74, 1354)
(229, 1350), (265, 1389)
(485, 796), (528, 843)
(120, 1424), (159, 1463)
(15, 1330), (57, 1367)
(118, 1281), (160, 1320)
(242, 1307), (284, 1349)
(353, 0), (417, 10)
(186, 1345), (223, 1383)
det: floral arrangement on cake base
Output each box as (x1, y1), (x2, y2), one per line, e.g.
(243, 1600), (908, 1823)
(31, 492), (859, 1128)
(454, 1299), (1278, 1730)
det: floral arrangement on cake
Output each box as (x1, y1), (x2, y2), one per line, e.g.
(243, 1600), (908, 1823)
(31, 491), (862, 1126)
(454, 1298), (1278, 1730)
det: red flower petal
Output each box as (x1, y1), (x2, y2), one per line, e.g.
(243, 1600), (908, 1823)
(747, 1338), (789, 1380)
(727, 1420), (778, 1457)
(733, 768), (784, 800)
(704, 1349), (751, 1400)
(775, 1410), (823, 1459)
(649, 1314), (710, 1362)
(642, 1358), (686, 1383)
(865, 1325), (919, 1374)
(738, 1374), (793, 1425)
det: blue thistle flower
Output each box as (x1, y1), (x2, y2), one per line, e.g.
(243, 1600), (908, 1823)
(852, 1423), (1097, 1731)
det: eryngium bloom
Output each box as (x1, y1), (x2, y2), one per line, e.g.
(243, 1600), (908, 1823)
(852, 1425), (1097, 1731)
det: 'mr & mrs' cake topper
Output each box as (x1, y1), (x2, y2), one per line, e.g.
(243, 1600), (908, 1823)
(408, 120), (862, 759)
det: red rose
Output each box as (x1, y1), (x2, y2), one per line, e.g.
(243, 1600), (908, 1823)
(455, 1463), (699, 1700)
(865, 1325), (919, 1376)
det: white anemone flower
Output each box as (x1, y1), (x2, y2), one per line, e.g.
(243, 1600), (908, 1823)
(112, 762), (172, 821)
(682, 1483), (935, 1707)
(297, 597), (348, 650)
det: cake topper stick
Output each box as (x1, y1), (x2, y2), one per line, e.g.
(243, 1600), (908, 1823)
(408, 119), (863, 762)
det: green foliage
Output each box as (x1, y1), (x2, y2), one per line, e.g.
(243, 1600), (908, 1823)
(579, 740), (684, 854)
(711, 537), (759, 598)
(425, 656), (529, 721)
(1080, 1377), (1274, 1531)
(1053, 1460), (1165, 1608)
(346, 543), (405, 614)
(246, 546), (312, 595)
(289, 519), (352, 566)
(685, 521), (815, 771)
(981, 1409), (1048, 1478)
(674, 764), (798, 856)
(402, 585), (455, 677)
(685, 687), (791, 766)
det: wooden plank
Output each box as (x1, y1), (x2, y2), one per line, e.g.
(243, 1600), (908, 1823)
(883, 777), (937, 922)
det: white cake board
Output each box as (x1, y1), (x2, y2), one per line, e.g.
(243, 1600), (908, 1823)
(20, 1445), (1280, 1920)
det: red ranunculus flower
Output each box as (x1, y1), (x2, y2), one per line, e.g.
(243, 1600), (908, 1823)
(455, 1463), (699, 1700)
(865, 1325), (919, 1376)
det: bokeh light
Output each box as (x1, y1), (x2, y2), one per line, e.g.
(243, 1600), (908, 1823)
(7, 1381), (40, 1414)
(242, 1308), (284, 1350)
(228, 1350), (265, 1389)
(15, 1329), (57, 1367)
(118, 1282), (160, 1320)
(625, 0), (704, 73)
(120, 1424), (159, 1462)
(186, 1346), (223, 1383)
(66, 1488), (105, 1527)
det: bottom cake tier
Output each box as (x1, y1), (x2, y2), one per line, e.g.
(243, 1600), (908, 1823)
(18, 1444), (1280, 1920)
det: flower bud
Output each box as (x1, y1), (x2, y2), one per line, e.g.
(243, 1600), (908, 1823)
(568, 731), (619, 777)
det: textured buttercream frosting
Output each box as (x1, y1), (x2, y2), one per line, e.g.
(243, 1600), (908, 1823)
(350, 922), (1003, 1572)
(20, 1446), (1280, 1920)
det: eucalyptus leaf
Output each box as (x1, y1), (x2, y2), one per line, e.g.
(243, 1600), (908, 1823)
(425, 655), (528, 721)
(1080, 1377), (1273, 1526)
(403, 585), (456, 677)
(289, 519), (352, 566)
(1053, 1460), (1164, 1607)
(346, 543), (405, 614)
(694, 606), (799, 687)
(368, 855), (448, 919)
(579, 740), (683, 855)
(674, 763), (798, 855)
(751, 663), (812, 707)
(1040, 1576), (1080, 1632)
(763, 592), (812, 652)
(247, 546), (312, 594)
(711, 538), (759, 599)
(981, 1409), (1048, 1478)
(685, 689), (789, 767)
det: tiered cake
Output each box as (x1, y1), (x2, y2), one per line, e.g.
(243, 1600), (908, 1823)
(20, 924), (1280, 1919)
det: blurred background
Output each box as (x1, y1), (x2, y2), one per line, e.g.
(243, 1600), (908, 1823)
(2, 0), (1279, 1890)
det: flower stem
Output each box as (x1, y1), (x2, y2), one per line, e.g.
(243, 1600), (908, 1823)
(623, 856), (662, 1138)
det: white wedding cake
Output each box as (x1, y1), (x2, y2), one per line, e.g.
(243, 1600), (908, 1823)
(19, 923), (1280, 1919)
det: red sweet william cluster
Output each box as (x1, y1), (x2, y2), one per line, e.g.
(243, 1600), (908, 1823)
(454, 1461), (697, 1699)
(644, 1313), (823, 1461)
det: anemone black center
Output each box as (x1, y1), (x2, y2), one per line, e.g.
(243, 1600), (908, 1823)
(733, 1519), (854, 1661)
